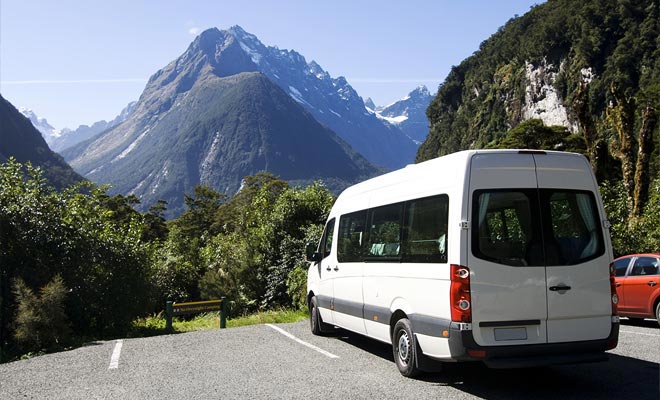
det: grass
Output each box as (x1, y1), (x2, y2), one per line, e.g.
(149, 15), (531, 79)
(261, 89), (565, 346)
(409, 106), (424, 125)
(128, 308), (308, 337)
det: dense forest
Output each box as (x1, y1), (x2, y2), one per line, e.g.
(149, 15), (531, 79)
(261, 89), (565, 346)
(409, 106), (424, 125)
(0, 159), (332, 360)
(418, 0), (660, 256)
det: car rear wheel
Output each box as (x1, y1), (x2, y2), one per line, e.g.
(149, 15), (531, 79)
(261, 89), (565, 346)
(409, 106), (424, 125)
(656, 302), (660, 327)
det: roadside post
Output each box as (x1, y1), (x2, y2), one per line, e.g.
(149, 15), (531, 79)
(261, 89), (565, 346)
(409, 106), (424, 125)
(220, 296), (227, 329)
(165, 300), (173, 333)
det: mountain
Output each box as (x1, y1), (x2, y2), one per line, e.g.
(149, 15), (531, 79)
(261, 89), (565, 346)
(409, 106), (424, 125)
(417, 0), (660, 187)
(203, 26), (418, 169)
(1, 95), (83, 189)
(19, 108), (61, 143)
(21, 102), (137, 152)
(53, 101), (137, 152)
(364, 98), (377, 111)
(371, 86), (434, 143)
(63, 68), (382, 217)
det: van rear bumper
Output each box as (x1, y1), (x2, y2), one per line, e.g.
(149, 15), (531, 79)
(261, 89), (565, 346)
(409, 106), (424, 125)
(449, 321), (619, 368)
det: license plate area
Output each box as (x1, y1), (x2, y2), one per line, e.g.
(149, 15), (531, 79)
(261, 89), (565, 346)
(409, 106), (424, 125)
(494, 327), (528, 341)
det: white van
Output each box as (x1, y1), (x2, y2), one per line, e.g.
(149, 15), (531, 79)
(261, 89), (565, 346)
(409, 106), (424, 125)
(306, 149), (619, 377)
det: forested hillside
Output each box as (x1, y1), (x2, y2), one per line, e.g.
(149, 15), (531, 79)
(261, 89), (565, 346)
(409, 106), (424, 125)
(0, 160), (331, 361)
(418, 0), (660, 253)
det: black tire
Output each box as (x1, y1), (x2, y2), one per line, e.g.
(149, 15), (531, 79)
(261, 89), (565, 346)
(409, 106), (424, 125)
(392, 318), (421, 377)
(656, 302), (660, 328)
(309, 296), (332, 335)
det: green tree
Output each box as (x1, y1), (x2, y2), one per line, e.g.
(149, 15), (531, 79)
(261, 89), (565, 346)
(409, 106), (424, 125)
(1, 158), (153, 357)
(489, 119), (587, 154)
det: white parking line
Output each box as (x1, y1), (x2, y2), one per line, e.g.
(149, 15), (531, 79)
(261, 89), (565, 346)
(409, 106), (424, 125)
(108, 340), (124, 369)
(265, 324), (339, 359)
(620, 329), (660, 338)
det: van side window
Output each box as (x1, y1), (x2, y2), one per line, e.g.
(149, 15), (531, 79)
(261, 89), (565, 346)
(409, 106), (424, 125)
(405, 195), (449, 263)
(338, 210), (368, 262)
(366, 203), (404, 259)
(321, 218), (335, 258)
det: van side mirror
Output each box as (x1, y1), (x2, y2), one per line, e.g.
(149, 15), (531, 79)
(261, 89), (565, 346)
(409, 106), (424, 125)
(305, 242), (322, 262)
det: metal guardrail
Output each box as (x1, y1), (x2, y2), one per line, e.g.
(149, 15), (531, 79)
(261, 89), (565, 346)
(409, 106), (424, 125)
(165, 297), (227, 332)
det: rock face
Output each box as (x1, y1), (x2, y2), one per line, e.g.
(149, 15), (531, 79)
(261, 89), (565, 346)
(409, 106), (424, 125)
(522, 60), (577, 132)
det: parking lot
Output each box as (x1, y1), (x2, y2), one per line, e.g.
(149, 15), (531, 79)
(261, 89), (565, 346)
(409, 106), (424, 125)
(0, 318), (658, 399)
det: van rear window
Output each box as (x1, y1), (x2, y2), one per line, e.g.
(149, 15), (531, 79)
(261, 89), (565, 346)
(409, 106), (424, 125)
(472, 189), (604, 266)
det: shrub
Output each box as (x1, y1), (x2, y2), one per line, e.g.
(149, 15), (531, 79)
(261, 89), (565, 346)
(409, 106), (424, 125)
(12, 276), (71, 352)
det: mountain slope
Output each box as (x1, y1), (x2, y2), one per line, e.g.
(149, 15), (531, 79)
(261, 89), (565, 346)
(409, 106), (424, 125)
(63, 71), (381, 217)
(0, 95), (83, 189)
(18, 108), (61, 143)
(20, 102), (137, 152)
(418, 0), (660, 180)
(372, 86), (434, 143)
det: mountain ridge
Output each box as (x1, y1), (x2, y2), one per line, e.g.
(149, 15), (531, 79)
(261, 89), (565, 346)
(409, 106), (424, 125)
(63, 70), (382, 218)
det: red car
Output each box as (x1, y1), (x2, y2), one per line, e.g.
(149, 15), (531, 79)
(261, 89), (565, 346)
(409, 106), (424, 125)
(613, 253), (660, 326)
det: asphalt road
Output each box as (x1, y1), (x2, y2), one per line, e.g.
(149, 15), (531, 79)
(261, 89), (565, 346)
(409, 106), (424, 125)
(0, 318), (658, 399)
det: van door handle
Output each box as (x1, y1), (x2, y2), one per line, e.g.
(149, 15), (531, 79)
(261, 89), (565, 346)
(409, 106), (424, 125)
(648, 281), (657, 287)
(333, 266), (339, 271)
(549, 285), (571, 292)
(326, 266), (331, 271)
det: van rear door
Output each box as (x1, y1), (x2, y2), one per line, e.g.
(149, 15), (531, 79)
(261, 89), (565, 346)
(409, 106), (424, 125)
(468, 152), (612, 347)
(468, 153), (549, 346)
(534, 154), (612, 343)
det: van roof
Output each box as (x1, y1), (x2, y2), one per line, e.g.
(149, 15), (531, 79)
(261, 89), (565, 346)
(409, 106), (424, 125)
(341, 149), (583, 195)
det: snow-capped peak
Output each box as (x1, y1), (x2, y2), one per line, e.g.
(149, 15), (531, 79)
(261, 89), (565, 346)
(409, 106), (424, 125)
(19, 108), (61, 139)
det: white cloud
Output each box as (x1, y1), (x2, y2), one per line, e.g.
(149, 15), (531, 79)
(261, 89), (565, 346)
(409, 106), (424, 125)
(189, 27), (201, 35)
(349, 78), (443, 83)
(1, 79), (146, 85)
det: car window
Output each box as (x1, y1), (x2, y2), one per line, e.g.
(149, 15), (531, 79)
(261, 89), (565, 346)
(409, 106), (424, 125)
(614, 258), (631, 277)
(630, 256), (659, 276)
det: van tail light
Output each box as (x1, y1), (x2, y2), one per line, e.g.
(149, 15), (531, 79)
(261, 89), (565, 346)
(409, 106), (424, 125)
(451, 265), (472, 323)
(609, 263), (618, 315)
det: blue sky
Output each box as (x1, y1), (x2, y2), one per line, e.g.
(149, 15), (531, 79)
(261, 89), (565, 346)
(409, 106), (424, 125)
(1, 0), (542, 129)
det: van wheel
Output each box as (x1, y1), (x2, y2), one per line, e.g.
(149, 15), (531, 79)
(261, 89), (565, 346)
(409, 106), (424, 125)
(392, 318), (421, 377)
(309, 296), (331, 335)
(655, 302), (660, 327)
